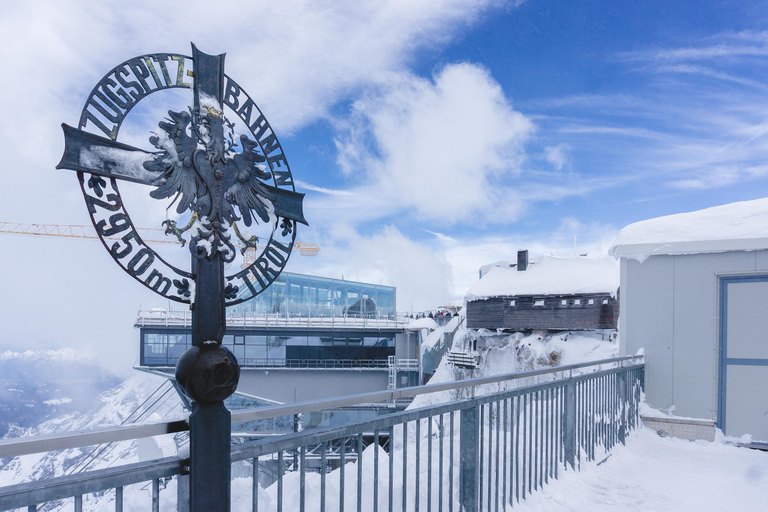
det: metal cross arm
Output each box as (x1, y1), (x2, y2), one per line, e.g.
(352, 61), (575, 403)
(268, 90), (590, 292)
(56, 124), (307, 226)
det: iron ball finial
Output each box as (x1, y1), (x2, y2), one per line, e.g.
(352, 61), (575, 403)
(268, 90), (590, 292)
(175, 344), (240, 403)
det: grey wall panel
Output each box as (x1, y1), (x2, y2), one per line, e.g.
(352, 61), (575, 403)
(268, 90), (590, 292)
(755, 250), (768, 271)
(622, 256), (675, 410)
(623, 250), (765, 422)
(671, 252), (754, 419)
(396, 332), (419, 360)
(237, 369), (389, 403)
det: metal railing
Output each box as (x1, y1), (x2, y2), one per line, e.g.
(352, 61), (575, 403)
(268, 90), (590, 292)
(135, 309), (410, 330)
(0, 355), (644, 511)
(139, 358), (423, 371)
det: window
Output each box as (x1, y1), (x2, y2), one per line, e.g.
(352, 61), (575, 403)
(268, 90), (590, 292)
(602, 299), (609, 305)
(588, 299), (594, 305)
(510, 300), (516, 306)
(245, 345), (267, 362)
(561, 299), (567, 306)
(534, 299), (545, 306)
(574, 299), (581, 305)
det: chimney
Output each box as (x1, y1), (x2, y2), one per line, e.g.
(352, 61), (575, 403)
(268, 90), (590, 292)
(517, 250), (528, 271)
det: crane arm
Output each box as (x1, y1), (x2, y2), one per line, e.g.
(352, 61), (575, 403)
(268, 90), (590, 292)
(0, 221), (321, 255)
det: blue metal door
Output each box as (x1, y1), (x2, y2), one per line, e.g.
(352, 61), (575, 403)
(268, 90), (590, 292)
(719, 275), (768, 442)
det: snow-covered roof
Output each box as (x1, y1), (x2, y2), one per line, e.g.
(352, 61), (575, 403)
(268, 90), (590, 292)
(465, 255), (619, 301)
(610, 197), (768, 259)
(406, 317), (438, 331)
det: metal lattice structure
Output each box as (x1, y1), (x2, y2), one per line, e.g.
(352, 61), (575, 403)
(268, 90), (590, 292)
(0, 221), (319, 255)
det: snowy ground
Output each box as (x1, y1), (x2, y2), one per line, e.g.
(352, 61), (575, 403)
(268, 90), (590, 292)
(5, 324), (765, 511)
(514, 428), (768, 512)
(225, 424), (768, 512)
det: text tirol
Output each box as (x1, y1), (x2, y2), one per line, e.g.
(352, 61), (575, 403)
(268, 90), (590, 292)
(234, 238), (292, 294)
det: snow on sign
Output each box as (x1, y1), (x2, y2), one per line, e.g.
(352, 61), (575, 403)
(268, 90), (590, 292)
(56, 43), (307, 307)
(56, 43), (310, 511)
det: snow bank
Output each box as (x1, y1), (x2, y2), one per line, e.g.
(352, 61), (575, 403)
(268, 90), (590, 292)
(466, 255), (619, 301)
(405, 317), (438, 331)
(411, 325), (618, 412)
(610, 197), (768, 258)
(512, 427), (768, 512)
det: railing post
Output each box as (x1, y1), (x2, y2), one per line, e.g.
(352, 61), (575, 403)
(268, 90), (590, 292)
(563, 378), (577, 469)
(177, 474), (190, 512)
(617, 370), (627, 445)
(460, 405), (480, 512)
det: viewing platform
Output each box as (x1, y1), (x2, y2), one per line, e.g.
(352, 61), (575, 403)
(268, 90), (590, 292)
(135, 308), (409, 331)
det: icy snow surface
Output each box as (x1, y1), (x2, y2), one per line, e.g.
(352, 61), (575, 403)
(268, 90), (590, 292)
(466, 255), (619, 301)
(420, 315), (459, 349)
(610, 197), (768, 258)
(405, 317), (438, 331)
(513, 428), (768, 512)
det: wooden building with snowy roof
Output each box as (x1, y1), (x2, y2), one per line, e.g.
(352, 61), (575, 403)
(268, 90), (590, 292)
(465, 251), (620, 331)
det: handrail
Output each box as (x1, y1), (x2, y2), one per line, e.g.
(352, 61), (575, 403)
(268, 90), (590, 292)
(0, 421), (189, 459)
(0, 456), (182, 510)
(230, 355), (642, 423)
(134, 308), (411, 329)
(0, 355), (642, 459)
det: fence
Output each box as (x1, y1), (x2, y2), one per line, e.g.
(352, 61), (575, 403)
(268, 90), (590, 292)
(0, 356), (643, 511)
(135, 309), (411, 331)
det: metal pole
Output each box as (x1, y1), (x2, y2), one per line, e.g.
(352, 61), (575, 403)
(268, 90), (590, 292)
(460, 406), (479, 512)
(174, 46), (240, 512)
(563, 379), (576, 470)
(177, 474), (190, 512)
(618, 370), (627, 445)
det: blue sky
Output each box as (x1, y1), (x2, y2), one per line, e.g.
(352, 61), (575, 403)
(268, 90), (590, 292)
(1, 0), (766, 371)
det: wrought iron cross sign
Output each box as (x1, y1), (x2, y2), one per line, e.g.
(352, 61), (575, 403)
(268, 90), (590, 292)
(57, 44), (307, 511)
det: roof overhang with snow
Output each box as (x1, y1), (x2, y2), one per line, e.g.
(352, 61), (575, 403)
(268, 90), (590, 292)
(465, 255), (619, 301)
(610, 197), (768, 259)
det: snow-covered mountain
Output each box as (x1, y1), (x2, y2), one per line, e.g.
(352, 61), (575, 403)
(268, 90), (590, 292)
(0, 348), (121, 438)
(0, 371), (183, 493)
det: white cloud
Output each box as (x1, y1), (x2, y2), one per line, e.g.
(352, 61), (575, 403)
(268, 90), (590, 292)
(334, 63), (534, 224)
(288, 224), (453, 311)
(618, 30), (768, 64)
(295, 180), (353, 196)
(668, 165), (768, 190)
(543, 144), (570, 171)
(0, 0), (517, 369)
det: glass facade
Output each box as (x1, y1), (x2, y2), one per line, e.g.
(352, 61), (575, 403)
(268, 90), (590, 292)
(230, 272), (396, 319)
(139, 272), (398, 368)
(141, 330), (396, 368)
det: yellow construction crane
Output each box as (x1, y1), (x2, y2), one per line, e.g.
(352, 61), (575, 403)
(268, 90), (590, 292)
(0, 221), (321, 257)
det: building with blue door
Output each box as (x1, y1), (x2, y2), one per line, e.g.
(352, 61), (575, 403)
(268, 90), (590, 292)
(611, 197), (768, 443)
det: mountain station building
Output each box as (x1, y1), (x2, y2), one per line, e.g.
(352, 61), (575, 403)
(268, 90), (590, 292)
(135, 272), (420, 405)
(611, 198), (768, 443)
